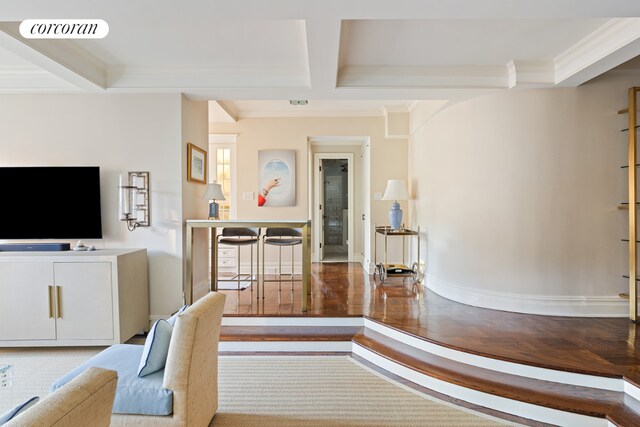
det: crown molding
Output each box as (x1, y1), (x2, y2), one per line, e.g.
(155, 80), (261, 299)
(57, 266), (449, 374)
(383, 105), (410, 114)
(209, 134), (238, 144)
(236, 109), (385, 118)
(554, 18), (640, 86)
(108, 66), (310, 89)
(309, 136), (369, 145)
(0, 66), (83, 91)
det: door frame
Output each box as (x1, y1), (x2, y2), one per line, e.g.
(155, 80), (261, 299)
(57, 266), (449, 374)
(313, 153), (354, 262)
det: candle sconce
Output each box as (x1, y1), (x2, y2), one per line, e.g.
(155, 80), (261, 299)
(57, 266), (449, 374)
(119, 171), (150, 231)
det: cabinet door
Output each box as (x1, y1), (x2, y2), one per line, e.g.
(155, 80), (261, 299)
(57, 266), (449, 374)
(54, 262), (114, 340)
(0, 262), (56, 340)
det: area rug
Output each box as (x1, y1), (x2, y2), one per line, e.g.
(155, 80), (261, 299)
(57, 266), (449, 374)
(0, 349), (508, 426)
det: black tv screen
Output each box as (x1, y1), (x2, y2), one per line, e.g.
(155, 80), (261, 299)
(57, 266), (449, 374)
(0, 167), (103, 239)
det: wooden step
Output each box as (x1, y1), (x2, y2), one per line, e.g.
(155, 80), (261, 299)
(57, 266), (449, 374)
(353, 328), (622, 419)
(607, 395), (640, 427)
(220, 326), (361, 342)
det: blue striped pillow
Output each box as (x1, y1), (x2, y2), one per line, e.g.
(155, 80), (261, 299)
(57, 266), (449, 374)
(0, 396), (39, 425)
(137, 320), (173, 377)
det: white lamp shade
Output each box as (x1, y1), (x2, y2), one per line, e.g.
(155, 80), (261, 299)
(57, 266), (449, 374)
(202, 182), (226, 201)
(382, 180), (410, 201)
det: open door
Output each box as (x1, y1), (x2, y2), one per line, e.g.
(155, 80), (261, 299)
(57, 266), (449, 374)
(361, 142), (371, 272)
(313, 153), (353, 262)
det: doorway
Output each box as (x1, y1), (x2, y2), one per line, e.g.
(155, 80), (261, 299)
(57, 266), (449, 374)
(313, 153), (354, 262)
(321, 158), (348, 261)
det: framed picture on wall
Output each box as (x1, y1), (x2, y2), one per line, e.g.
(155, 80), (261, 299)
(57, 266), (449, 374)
(258, 149), (296, 207)
(187, 143), (207, 184)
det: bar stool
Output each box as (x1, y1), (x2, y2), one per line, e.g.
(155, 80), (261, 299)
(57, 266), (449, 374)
(262, 228), (302, 302)
(217, 227), (260, 299)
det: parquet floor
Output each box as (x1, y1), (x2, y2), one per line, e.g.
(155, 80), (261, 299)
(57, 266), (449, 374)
(210, 262), (640, 380)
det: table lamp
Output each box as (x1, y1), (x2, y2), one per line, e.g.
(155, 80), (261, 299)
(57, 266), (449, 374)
(382, 179), (410, 230)
(202, 182), (226, 219)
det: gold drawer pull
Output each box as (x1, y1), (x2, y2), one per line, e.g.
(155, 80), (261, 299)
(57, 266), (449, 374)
(48, 286), (54, 318)
(56, 286), (62, 319)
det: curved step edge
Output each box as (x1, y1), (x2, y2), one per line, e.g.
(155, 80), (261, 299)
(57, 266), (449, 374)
(364, 318), (623, 392)
(352, 342), (607, 427)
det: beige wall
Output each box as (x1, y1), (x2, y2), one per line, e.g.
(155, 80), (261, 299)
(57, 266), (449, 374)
(0, 93), (203, 320)
(409, 71), (639, 316)
(180, 96), (210, 301)
(211, 116), (408, 267)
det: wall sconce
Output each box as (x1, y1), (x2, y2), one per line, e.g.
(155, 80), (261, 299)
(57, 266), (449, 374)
(119, 171), (150, 231)
(202, 181), (226, 219)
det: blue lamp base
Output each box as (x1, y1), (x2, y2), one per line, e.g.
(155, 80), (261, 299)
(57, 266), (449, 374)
(208, 201), (220, 219)
(389, 201), (403, 230)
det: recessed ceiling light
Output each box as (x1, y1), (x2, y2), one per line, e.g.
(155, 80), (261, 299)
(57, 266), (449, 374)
(289, 100), (308, 106)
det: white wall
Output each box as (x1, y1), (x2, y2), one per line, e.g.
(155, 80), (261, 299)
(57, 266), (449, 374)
(409, 71), (639, 316)
(0, 93), (194, 319)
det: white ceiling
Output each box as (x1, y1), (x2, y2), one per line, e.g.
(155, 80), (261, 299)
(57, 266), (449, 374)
(1, 1), (640, 118)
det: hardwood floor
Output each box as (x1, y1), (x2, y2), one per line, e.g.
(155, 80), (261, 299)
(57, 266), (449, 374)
(216, 262), (640, 381)
(209, 262), (640, 425)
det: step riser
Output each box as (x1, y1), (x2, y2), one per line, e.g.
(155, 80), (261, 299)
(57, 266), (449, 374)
(219, 341), (352, 352)
(364, 318), (623, 392)
(625, 382), (640, 402)
(222, 317), (364, 326)
(352, 343), (606, 427)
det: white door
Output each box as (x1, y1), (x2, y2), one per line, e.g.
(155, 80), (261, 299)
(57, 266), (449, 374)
(0, 262), (56, 340)
(361, 142), (372, 272)
(318, 161), (326, 260)
(54, 262), (114, 340)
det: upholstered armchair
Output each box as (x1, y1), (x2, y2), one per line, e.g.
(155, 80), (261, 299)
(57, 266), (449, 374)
(51, 292), (226, 427)
(6, 367), (117, 427)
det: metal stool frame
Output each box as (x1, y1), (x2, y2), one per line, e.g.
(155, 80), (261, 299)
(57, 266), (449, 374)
(261, 227), (302, 303)
(217, 227), (260, 299)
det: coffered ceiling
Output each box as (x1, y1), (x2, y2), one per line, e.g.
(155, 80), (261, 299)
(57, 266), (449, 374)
(1, 1), (639, 117)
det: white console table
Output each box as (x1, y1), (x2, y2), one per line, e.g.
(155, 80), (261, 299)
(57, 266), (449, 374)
(0, 249), (149, 347)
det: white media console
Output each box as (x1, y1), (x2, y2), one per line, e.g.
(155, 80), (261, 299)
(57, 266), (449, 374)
(0, 248), (149, 347)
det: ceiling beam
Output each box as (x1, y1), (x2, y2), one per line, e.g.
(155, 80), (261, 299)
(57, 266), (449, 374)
(0, 22), (106, 91)
(213, 101), (237, 122)
(305, 17), (342, 91)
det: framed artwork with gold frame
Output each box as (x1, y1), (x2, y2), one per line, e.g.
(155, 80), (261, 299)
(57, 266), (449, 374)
(187, 143), (207, 184)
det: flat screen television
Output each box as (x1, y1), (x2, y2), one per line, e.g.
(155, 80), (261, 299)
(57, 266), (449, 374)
(0, 166), (103, 239)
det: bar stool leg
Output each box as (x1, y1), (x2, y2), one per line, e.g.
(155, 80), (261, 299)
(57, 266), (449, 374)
(291, 245), (295, 294)
(278, 246), (282, 304)
(261, 238), (265, 300)
(236, 246), (241, 292)
(256, 239), (260, 301)
(249, 245), (254, 299)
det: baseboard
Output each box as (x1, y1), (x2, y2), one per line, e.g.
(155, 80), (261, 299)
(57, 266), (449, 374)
(427, 277), (628, 317)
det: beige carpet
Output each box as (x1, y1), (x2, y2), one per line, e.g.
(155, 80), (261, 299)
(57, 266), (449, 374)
(0, 349), (511, 426)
